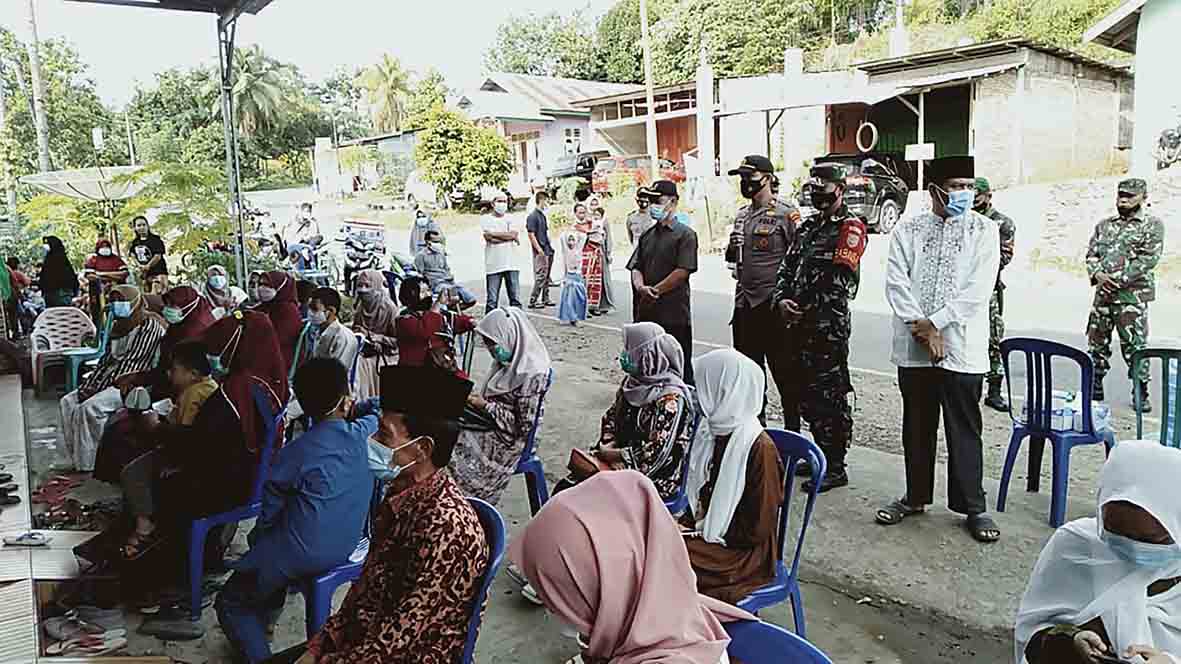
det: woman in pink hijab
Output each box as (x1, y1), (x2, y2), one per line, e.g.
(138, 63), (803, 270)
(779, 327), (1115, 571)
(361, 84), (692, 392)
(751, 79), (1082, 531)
(509, 470), (754, 664)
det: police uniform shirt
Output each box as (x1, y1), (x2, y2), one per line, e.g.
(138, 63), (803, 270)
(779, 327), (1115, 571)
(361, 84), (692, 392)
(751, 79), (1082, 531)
(731, 199), (800, 309)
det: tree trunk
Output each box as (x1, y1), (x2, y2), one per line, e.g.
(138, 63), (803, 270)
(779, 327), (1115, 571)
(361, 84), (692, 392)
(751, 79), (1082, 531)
(26, 0), (52, 172)
(0, 58), (17, 217)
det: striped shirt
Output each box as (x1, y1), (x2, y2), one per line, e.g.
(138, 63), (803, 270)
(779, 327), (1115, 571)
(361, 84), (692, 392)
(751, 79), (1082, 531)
(79, 317), (166, 400)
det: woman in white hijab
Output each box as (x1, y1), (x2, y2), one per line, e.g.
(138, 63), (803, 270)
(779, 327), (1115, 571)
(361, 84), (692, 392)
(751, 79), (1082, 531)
(450, 307), (552, 505)
(679, 348), (785, 604)
(1015, 440), (1181, 664)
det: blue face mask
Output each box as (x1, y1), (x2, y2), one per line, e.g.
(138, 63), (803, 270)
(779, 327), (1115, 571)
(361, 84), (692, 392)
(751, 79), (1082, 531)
(369, 436), (422, 482)
(111, 301), (134, 319)
(944, 189), (974, 217)
(648, 205), (666, 221)
(1101, 530), (1181, 568)
(619, 351), (638, 375)
(207, 354), (227, 378)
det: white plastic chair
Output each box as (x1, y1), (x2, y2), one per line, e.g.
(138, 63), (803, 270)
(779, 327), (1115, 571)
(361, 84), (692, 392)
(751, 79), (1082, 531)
(30, 307), (96, 395)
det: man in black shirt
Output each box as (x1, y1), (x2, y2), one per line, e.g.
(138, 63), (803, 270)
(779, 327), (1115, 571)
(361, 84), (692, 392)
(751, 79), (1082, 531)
(627, 180), (699, 384)
(526, 191), (555, 309)
(129, 216), (169, 294)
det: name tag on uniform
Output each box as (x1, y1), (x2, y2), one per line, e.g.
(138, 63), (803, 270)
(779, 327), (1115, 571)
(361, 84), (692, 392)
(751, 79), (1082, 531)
(753, 224), (775, 250)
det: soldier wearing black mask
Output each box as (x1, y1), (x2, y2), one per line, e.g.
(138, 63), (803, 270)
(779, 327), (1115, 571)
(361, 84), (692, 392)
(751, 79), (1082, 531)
(773, 163), (868, 493)
(724, 155), (801, 426)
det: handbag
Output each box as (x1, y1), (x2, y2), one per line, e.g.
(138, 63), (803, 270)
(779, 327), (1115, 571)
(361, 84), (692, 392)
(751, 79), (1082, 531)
(567, 448), (611, 481)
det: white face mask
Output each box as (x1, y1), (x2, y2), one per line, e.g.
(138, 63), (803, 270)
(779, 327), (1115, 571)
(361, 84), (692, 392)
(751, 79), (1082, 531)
(308, 309), (328, 326)
(494, 202), (508, 215)
(98, 247), (113, 257)
(208, 275), (228, 290)
(258, 286), (278, 303)
(428, 241), (445, 253)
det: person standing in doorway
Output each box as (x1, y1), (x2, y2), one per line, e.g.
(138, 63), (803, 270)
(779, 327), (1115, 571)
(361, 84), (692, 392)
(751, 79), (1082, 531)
(627, 180), (698, 385)
(129, 216), (169, 295)
(725, 155), (800, 427)
(973, 177), (1016, 412)
(526, 191), (555, 309)
(1086, 178), (1164, 412)
(773, 164), (865, 493)
(879, 156), (1001, 543)
(626, 192), (654, 246)
(481, 192), (523, 313)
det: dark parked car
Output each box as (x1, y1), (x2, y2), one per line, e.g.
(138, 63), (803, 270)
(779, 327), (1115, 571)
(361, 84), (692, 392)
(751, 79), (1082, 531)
(798, 152), (912, 233)
(548, 151), (609, 192)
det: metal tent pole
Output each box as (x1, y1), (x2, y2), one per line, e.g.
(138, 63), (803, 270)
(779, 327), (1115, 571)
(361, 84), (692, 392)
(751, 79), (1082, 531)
(217, 17), (247, 287)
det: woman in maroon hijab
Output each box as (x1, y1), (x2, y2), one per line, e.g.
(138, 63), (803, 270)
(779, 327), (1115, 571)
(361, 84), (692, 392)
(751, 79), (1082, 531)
(255, 271), (303, 375)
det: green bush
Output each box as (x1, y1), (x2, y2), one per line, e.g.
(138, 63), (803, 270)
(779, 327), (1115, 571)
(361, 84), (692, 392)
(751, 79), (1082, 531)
(413, 107), (512, 199)
(607, 171), (638, 198)
(555, 177), (586, 205)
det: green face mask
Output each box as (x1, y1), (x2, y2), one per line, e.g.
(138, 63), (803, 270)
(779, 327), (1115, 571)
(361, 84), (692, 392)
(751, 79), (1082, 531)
(619, 351), (639, 375)
(492, 345), (513, 364)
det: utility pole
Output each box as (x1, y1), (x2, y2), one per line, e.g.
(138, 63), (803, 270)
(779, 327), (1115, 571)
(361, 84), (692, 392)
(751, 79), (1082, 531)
(25, 0), (52, 172)
(639, 0), (660, 182)
(125, 110), (136, 165)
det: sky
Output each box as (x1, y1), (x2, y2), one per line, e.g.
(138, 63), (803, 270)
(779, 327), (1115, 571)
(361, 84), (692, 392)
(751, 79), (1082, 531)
(5, 0), (615, 107)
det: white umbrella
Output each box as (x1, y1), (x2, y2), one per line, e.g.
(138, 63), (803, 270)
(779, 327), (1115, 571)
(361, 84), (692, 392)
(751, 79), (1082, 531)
(18, 166), (155, 202)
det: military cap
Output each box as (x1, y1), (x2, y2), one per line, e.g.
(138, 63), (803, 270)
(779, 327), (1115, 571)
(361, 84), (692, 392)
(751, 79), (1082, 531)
(974, 177), (991, 193)
(638, 180), (679, 201)
(380, 365), (473, 418)
(728, 155), (775, 176)
(810, 163), (850, 185)
(929, 156), (975, 183)
(1118, 178), (1147, 195)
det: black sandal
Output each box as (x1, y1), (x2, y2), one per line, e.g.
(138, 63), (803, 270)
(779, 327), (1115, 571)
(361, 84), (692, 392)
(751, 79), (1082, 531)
(0, 495), (21, 506)
(966, 514), (1000, 543)
(875, 499), (925, 525)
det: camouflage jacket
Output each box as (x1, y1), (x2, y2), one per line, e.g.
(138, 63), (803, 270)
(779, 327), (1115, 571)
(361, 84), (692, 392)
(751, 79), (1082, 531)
(772, 205), (868, 341)
(1085, 212), (1165, 305)
(981, 206), (1016, 289)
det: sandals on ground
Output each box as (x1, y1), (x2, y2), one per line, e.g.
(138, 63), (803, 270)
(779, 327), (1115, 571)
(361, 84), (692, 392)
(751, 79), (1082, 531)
(875, 499), (926, 526)
(966, 513), (1001, 543)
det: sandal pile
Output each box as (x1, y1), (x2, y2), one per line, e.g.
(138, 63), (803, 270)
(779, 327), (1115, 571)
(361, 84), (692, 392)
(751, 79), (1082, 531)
(41, 606), (128, 657)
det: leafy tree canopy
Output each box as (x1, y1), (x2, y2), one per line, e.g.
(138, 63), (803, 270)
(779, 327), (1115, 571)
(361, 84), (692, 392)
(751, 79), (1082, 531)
(413, 107), (512, 199)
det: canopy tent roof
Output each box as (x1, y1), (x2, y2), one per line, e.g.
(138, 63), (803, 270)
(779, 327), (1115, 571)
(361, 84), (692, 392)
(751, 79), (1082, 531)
(66, 0), (273, 15)
(19, 167), (156, 202)
(1083, 0), (1147, 54)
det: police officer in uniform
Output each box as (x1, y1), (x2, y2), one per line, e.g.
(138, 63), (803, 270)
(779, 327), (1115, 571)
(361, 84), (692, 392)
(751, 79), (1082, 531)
(973, 177), (1016, 412)
(725, 155), (801, 427)
(773, 163), (867, 492)
(1085, 177), (1165, 412)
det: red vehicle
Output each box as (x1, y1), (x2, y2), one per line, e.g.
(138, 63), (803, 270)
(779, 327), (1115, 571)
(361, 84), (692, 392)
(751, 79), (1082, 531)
(591, 154), (686, 194)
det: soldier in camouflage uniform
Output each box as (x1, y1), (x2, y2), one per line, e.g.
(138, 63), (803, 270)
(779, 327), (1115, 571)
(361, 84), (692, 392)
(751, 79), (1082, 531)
(1085, 178), (1165, 413)
(973, 177), (1016, 411)
(773, 163), (868, 493)
(725, 155), (801, 428)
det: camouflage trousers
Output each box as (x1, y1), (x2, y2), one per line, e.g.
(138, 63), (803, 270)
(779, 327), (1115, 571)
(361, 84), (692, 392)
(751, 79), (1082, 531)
(792, 331), (853, 471)
(1087, 301), (1150, 382)
(987, 287), (1005, 381)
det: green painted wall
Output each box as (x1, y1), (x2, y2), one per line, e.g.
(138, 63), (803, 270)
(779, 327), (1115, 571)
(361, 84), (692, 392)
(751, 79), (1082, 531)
(867, 85), (970, 157)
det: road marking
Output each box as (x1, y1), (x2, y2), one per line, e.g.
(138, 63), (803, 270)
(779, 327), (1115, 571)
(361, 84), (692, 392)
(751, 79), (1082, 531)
(524, 310), (1161, 424)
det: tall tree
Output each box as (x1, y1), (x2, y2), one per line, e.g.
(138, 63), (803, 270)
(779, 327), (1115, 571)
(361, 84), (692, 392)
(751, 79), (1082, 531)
(312, 66), (370, 142)
(483, 12), (602, 80)
(404, 68), (448, 131)
(357, 54), (411, 134)
(25, 0), (51, 171)
(0, 57), (16, 215)
(219, 45), (292, 137)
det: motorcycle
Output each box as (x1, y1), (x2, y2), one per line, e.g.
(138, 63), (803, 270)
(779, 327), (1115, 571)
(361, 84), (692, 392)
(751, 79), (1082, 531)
(343, 234), (385, 296)
(288, 234), (342, 288)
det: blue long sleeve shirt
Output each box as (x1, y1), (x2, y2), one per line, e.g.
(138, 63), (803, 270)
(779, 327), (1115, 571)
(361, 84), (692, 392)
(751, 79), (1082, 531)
(236, 398), (382, 593)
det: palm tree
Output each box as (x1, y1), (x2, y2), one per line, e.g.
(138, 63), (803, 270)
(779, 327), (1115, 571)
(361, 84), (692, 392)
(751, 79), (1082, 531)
(25, 0), (51, 171)
(357, 54), (411, 134)
(211, 45), (292, 137)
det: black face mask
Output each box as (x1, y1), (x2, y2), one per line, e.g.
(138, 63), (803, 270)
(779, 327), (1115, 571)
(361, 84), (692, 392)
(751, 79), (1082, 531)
(740, 176), (766, 199)
(810, 190), (837, 211)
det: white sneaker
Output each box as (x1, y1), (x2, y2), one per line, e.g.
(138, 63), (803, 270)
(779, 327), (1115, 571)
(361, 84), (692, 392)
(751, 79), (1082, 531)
(521, 582), (545, 606)
(506, 563), (528, 587)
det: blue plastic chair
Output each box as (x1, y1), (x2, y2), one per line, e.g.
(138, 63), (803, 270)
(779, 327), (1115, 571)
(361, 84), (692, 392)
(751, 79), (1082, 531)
(187, 385), (285, 621)
(514, 369), (554, 516)
(62, 315), (112, 393)
(663, 408), (702, 515)
(459, 498), (507, 664)
(996, 337), (1109, 528)
(1131, 348), (1181, 448)
(733, 429), (825, 637)
(723, 619), (833, 664)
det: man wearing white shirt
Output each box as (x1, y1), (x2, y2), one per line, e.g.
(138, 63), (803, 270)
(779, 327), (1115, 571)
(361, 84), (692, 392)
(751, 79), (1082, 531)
(878, 156), (1002, 543)
(480, 192), (523, 312)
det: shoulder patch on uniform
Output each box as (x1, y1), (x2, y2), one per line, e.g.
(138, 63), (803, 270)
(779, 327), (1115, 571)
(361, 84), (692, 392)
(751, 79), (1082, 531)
(834, 217), (868, 270)
(788, 209), (802, 224)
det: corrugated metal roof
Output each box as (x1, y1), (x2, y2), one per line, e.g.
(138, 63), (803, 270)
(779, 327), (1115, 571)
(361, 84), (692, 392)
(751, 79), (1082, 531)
(1083, 0), (1146, 54)
(854, 38), (1130, 77)
(482, 73), (641, 114)
(456, 90), (551, 123)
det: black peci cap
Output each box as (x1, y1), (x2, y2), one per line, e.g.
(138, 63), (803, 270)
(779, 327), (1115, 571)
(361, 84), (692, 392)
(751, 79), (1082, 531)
(928, 156), (975, 184)
(380, 365), (473, 418)
(637, 180), (679, 200)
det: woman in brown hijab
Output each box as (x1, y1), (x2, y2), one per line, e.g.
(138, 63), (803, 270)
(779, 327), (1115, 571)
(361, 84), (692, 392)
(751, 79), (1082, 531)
(352, 269), (398, 399)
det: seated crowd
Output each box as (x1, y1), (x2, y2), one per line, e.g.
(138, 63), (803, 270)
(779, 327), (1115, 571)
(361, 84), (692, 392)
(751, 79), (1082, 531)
(49, 239), (1181, 664)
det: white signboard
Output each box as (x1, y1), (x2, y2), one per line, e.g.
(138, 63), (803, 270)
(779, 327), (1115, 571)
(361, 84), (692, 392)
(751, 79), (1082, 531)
(91, 127), (105, 151)
(905, 142), (935, 161)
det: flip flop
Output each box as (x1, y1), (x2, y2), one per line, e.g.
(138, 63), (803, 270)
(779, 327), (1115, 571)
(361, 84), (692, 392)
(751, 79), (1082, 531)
(46, 633), (127, 656)
(0, 495), (21, 506)
(875, 498), (925, 526)
(3, 532), (51, 547)
(966, 514), (1001, 543)
(0, 473), (12, 483)
(0, 483), (17, 493)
